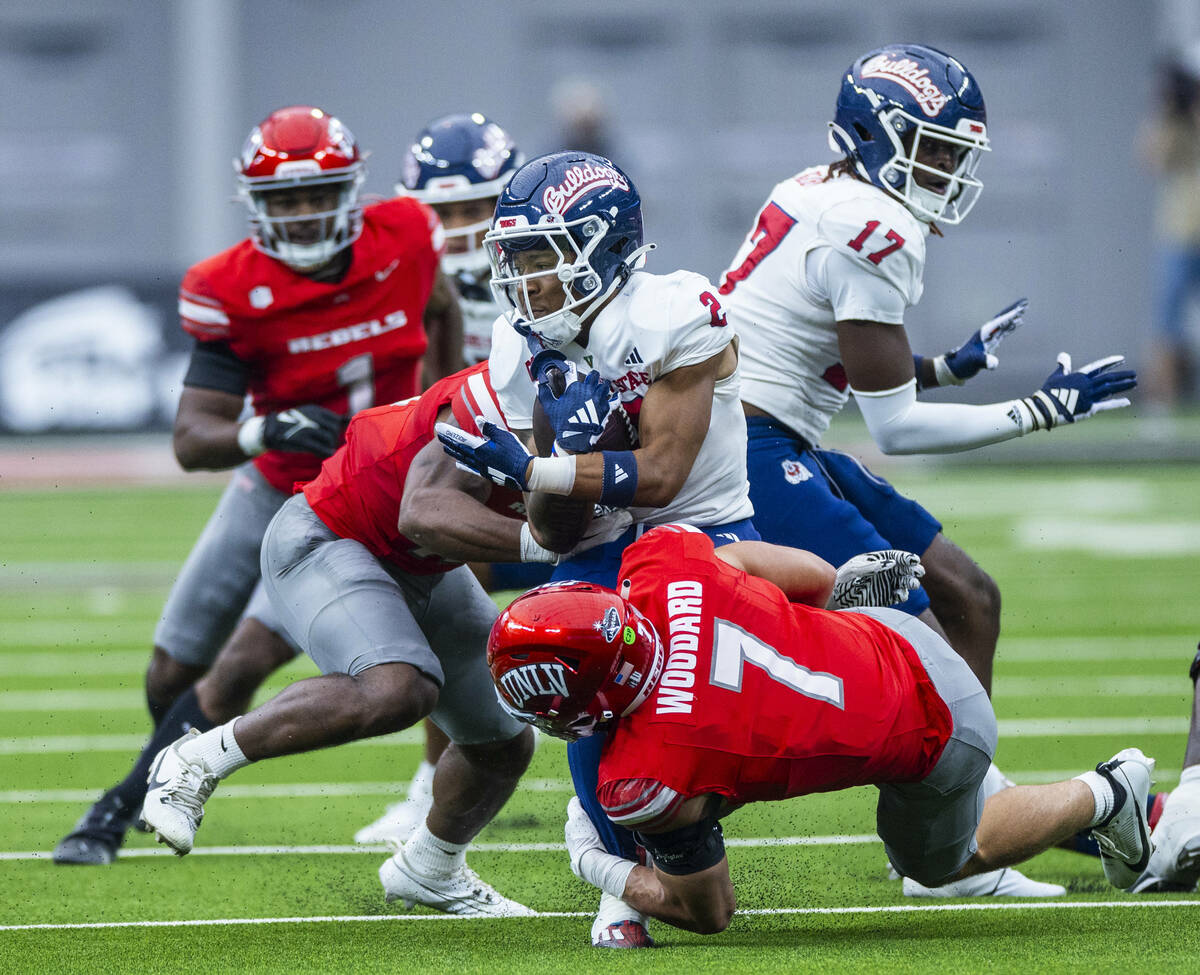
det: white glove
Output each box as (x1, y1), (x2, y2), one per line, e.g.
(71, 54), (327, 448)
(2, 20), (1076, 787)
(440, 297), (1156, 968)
(519, 509), (634, 565)
(828, 550), (925, 610)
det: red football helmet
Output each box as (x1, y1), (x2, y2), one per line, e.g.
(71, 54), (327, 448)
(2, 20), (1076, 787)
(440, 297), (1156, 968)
(235, 105), (366, 271)
(487, 581), (664, 740)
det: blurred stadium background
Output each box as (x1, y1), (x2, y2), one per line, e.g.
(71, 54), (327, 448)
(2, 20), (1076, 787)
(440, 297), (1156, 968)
(1, 0), (1197, 441)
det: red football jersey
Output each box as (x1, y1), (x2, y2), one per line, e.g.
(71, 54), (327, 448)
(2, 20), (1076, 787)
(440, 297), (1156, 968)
(178, 197), (443, 492)
(302, 362), (524, 575)
(597, 527), (953, 819)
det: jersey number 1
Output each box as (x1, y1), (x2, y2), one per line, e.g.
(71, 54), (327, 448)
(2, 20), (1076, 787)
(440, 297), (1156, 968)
(337, 353), (376, 415)
(847, 221), (905, 265)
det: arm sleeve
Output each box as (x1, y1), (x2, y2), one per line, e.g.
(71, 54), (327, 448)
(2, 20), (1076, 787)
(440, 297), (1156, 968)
(851, 378), (1037, 455)
(181, 338), (249, 396)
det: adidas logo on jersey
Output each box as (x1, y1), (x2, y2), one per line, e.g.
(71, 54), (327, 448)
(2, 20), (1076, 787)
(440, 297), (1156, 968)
(623, 347), (644, 367)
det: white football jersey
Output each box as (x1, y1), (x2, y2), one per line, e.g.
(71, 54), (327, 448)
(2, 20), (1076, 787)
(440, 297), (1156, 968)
(720, 166), (930, 446)
(490, 269), (753, 528)
(451, 267), (500, 365)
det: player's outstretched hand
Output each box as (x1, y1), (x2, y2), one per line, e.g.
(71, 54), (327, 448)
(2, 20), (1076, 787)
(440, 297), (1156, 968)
(435, 419), (533, 491)
(827, 550), (925, 610)
(259, 404), (345, 457)
(537, 366), (619, 453)
(1019, 352), (1137, 432)
(940, 298), (1028, 384)
(565, 796), (607, 881)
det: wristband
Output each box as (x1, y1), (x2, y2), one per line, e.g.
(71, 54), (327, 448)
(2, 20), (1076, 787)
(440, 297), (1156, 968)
(599, 451), (638, 507)
(237, 415), (267, 457)
(932, 354), (964, 387)
(519, 522), (558, 564)
(527, 454), (577, 495)
(576, 848), (637, 899)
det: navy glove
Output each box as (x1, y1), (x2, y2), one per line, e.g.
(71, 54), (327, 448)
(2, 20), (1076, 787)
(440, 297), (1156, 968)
(257, 404), (345, 456)
(537, 365), (619, 453)
(435, 419), (533, 491)
(1020, 353), (1137, 431)
(938, 298), (1028, 385)
(525, 332), (570, 396)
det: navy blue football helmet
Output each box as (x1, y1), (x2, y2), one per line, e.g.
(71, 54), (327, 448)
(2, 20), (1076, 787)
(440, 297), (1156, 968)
(828, 44), (989, 224)
(397, 113), (522, 272)
(485, 151), (653, 347)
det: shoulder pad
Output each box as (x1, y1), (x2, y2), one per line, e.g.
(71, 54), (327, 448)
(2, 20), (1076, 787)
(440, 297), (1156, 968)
(818, 195), (926, 305)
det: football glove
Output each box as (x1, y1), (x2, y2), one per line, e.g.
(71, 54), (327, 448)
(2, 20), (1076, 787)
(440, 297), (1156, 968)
(935, 298), (1028, 386)
(525, 333), (570, 396)
(1018, 352), (1137, 432)
(828, 550), (925, 610)
(241, 404), (345, 457)
(538, 365), (620, 453)
(435, 419), (533, 491)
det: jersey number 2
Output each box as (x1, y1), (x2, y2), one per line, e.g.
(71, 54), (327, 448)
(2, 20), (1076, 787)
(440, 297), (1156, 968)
(847, 221), (905, 265)
(710, 618), (844, 708)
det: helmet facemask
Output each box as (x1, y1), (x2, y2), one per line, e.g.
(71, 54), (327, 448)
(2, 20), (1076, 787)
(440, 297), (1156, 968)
(240, 167), (365, 271)
(486, 212), (631, 348)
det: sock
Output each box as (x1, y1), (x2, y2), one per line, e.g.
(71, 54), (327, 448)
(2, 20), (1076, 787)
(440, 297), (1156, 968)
(409, 760), (436, 800)
(178, 718), (250, 779)
(1179, 766), (1200, 787)
(146, 687), (173, 730)
(1074, 770), (1116, 827)
(403, 823), (468, 878)
(112, 686), (215, 808)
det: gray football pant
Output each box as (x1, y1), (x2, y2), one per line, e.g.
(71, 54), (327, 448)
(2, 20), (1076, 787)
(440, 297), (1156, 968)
(154, 462), (297, 667)
(850, 606), (999, 887)
(260, 493), (525, 746)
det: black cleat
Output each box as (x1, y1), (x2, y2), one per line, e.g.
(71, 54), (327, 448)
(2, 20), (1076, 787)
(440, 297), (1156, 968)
(52, 789), (137, 865)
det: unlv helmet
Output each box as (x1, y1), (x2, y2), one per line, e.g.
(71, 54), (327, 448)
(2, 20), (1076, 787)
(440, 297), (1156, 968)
(484, 151), (654, 348)
(235, 106), (366, 271)
(487, 581), (664, 740)
(397, 113), (522, 274)
(828, 44), (989, 224)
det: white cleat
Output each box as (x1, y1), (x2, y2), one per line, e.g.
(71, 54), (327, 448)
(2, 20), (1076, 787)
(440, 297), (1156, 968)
(379, 850), (535, 917)
(902, 867), (1066, 898)
(1131, 778), (1200, 893)
(141, 728), (218, 856)
(354, 794), (433, 849)
(1091, 747), (1156, 889)
(590, 891), (655, 948)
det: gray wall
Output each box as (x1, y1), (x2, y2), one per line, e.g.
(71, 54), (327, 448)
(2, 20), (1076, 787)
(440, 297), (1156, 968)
(0, 0), (1171, 395)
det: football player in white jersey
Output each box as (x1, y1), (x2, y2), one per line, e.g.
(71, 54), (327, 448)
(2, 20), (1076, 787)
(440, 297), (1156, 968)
(720, 44), (1137, 897)
(437, 150), (758, 948)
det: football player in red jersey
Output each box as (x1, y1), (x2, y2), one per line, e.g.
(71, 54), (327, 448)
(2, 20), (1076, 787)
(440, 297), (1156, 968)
(138, 362), (626, 915)
(52, 106), (464, 866)
(488, 526), (1157, 939)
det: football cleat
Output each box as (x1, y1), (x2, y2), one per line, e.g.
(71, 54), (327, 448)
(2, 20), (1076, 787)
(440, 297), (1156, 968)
(902, 867), (1066, 898)
(379, 851), (535, 917)
(52, 788), (138, 865)
(353, 796), (432, 848)
(1130, 777), (1200, 893)
(1091, 747), (1155, 889)
(141, 729), (219, 856)
(590, 892), (655, 949)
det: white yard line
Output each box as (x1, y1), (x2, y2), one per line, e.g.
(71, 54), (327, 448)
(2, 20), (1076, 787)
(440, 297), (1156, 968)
(2, 899), (1198, 932)
(1, 716), (1186, 755)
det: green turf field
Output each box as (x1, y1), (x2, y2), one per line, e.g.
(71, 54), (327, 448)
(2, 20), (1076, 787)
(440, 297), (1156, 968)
(2, 464), (1199, 973)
